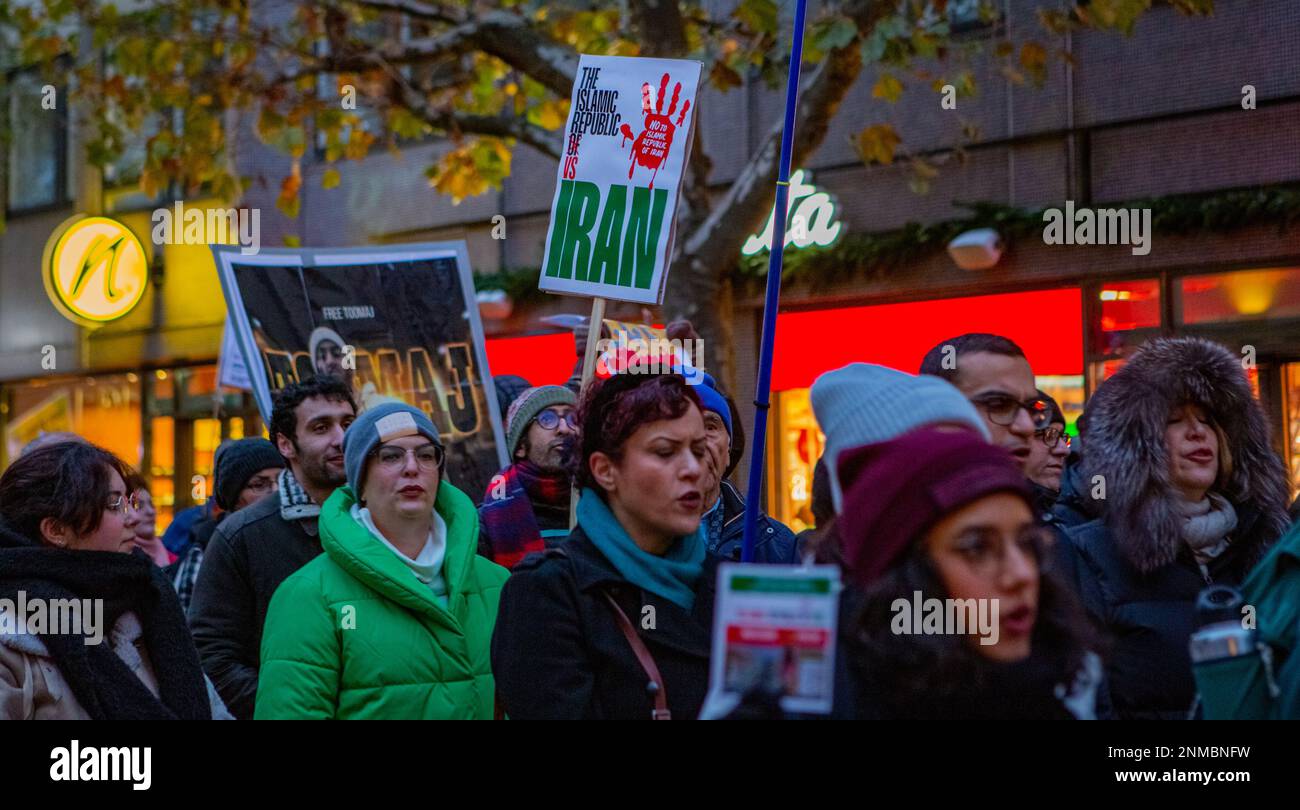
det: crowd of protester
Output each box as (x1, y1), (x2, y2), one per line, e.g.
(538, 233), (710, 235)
(2, 327), (1297, 719)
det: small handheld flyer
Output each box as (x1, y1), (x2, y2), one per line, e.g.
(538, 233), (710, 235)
(701, 564), (841, 718)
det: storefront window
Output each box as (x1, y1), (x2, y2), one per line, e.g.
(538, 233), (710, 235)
(1284, 364), (1300, 501)
(1035, 375), (1085, 433)
(768, 389), (824, 535)
(1087, 358), (1128, 386)
(1, 364), (256, 537)
(3, 374), (141, 468)
(145, 364), (257, 536)
(1086, 278), (1162, 394)
(1180, 268), (1300, 325)
(1093, 279), (1161, 356)
(150, 415), (176, 535)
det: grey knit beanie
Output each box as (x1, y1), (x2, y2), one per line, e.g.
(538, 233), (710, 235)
(343, 401), (441, 495)
(505, 385), (577, 459)
(810, 363), (990, 513)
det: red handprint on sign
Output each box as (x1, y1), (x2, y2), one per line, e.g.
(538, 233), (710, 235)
(618, 73), (691, 190)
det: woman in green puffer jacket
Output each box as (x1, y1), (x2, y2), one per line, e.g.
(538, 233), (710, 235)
(256, 402), (508, 719)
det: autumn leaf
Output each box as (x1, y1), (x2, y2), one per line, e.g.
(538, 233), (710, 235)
(283, 235), (302, 247)
(855, 124), (901, 165)
(322, 168), (341, 189)
(388, 107), (430, 140)
(344, 128), (376, 161)
(733, 0), (779, 35)
(534, 99), (568, 130)
(812, 16), (857, 53)
(872, 74), (904, 103)
(1019, 42), (1048, 85)
(427, 147), (483, 203)
(909, 156), (939, 193)
(1083, 0), (1151, 35)
(151, 40), (177, 74)
(139, 166), (163, 199)
(954, 70), (977, 98)
(277, 167), (302, 218)
(1037, 8), (1073, 35)
(256, 107), (284, 145)
(911, 28), (941, 60)
(710, 60), (744, 91)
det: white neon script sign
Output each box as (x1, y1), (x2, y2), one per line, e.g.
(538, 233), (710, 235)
(742, 169), (843, 255)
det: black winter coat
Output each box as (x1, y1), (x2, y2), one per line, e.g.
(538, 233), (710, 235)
(1047, 451), (1099, 533)
(1063, 511), (1268, 720)
(187, 494), (321, 719)
(491, 526), (719, 720)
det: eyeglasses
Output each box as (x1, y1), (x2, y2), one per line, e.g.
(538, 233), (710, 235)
(534, 408), (578, 431)
(244, 475), (277, 493)
(106, 492), (143, 514)
(952, 526), (1054, 577)
(970, 393), (1054, 430)
(371, 443), (444, 471)
(1037, 425), (1071, 449)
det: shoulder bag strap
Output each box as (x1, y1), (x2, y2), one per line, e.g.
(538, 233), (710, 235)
(601, 590), (671, 720)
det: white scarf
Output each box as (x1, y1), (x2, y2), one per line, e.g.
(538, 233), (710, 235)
(350, 504), (449, 607)
(1176, 492), (1238, 566)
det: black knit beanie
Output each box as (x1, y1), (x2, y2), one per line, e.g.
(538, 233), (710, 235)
(214, 438), (285, 511)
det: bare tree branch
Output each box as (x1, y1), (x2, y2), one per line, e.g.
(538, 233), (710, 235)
(344, 0), (465, 25)
(392, 77), (564, 159)
(473, 10), (580, 98)
(627, 0), (690, 56)
(252, 23), (477, 88)
(336, 5), (580, 99)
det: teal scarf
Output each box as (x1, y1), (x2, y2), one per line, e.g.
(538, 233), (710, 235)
(577, 487), (707, 611)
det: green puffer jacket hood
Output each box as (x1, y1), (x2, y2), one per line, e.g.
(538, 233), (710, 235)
(255, 481), (509, 719)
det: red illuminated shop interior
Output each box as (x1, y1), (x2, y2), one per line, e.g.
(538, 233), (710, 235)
(767, 288), (1085, 533)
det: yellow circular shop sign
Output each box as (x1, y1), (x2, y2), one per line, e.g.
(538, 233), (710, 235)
(42, 215), (148, 324)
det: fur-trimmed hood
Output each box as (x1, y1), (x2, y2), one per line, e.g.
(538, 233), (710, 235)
(1080, 337), (1290, 573)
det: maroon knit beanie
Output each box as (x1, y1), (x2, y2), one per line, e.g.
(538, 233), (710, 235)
(835, 426), (1032, 588)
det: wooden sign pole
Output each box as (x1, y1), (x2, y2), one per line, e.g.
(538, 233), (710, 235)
(570, 296), (607, 529)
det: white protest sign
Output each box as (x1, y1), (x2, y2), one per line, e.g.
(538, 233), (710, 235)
(700, 563), (841, 718)
(217, 320), (252, 391)
(539, 54), (701, 305)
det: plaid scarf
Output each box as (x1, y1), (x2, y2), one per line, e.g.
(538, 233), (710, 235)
(480, 461), (571, 570)
(277, 467), (321, 535)
(172, 544), (203, 615)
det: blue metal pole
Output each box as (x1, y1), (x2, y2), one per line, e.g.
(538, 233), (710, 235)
(740, 0), (808, 563)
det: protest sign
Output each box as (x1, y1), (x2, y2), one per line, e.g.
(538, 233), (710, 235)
(212, 243), (508, 500)
(217, 321), (252, 391)
(701, 564), (841, 718)
(539, 54), (701, 305)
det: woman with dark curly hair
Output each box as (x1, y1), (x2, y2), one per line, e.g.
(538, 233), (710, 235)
(491, 372), (714, 719)
(0, 442), (230, 719)
(823, 426), (1106, 720)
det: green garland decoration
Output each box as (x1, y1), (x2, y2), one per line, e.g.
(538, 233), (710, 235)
(737, 184), (1300, 289)
(472, 185), (1300, 301)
